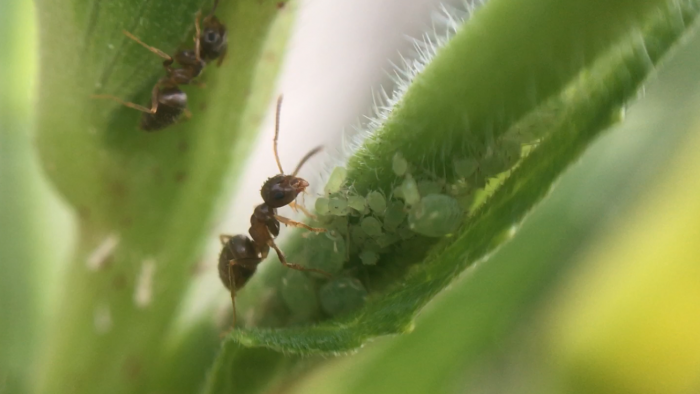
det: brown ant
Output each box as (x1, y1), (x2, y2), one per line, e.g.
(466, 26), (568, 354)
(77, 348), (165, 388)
(92, 0), (227, 131)
(218, 96), (331, 328)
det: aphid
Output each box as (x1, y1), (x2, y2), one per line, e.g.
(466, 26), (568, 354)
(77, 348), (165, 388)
(218, 96), (331, 328)
(324, 167), (347, 194)
(92, 0), (227, 131)
(347, 195), (366, 212)
(408, 194), (463, 237)
(366, 191), (386, 215)
(392, 152), (408, 176)
(318, 277), (367, 316)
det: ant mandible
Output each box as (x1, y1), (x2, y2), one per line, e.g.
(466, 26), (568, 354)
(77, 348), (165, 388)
(218, 96), (331, 328)
(92, 0), (227, 131)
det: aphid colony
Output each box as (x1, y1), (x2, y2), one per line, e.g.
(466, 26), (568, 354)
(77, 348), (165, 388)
(273, 128), (534, 321)
(93, 0), (227, 130)
(220, 122), (534, 327)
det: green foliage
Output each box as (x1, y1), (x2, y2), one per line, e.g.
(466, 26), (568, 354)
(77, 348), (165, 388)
(5, 0), (700, 393)
(31, 0), (297, 393)
(225, 0), (700, 356)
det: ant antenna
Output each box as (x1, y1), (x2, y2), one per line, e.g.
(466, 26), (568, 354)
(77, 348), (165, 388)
(210, 0), (221, 16)
(291, 146), (323, 177)
(273, 95), (285, 174)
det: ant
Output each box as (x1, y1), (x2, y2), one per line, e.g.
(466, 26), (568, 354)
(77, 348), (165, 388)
(218, 96), (331, 328)
(92, 0), (227, 131)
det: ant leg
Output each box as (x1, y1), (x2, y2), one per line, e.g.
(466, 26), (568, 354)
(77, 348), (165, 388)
(274, 214), (325, 233)
(91, 94), (154, 113)
(216, 49), (227, 67)
(268, 240), (332, 278)
(288, 201), (317, 220)
(227, 261), (238, 328)
(122, 30), (173, 61)
(194, 10), (202, 62)
(147, 83), (161, 115)
(190, 80), (207, 88)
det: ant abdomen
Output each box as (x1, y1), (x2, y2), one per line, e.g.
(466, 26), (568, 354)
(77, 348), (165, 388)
(218, 235), (262, 290)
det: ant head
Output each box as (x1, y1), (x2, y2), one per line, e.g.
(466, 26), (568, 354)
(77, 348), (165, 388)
(261, 174), (309, 208)
(200, 16), (227, 61)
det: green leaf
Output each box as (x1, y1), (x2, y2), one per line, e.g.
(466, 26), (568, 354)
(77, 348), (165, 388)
(32, 0), (298, 393)
(224, 0), (700, 356)
(284, 23), (700, 394)
(0, 2), (41, 392)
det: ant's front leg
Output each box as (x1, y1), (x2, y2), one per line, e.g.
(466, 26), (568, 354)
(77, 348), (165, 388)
(274, 214), (326, 233)
(288, 201), (317, 220)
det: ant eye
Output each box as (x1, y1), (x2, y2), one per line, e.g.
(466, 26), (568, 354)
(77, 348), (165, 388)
(205, 31), (219, 43)
(274, 191), (285, 200)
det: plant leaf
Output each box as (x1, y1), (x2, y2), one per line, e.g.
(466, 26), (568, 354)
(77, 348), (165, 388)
(285, 23), (700, 394)
(224, 0), (700, 356)
(32, 0), (298, 393)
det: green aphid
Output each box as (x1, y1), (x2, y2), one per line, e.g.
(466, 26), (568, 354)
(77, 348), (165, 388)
(376, 232), (400, 248)
(331, 216), (349, 235)
(315, 197), (330, 216)
(324, 166), (347, 194)
(359, 249), (379, 266)
(302, 234), (346, 274)
(479, 154), (505, 177)
(328, 197), (349, 216)
(366, 191), (387, 215)
(347, 195), (366, 212)
(361, 216), (383, 237)
(392, 152), (408, 176)
(408, 194), (463, 237)
(280, 270), (319, 320)
(351, 226), (368, 247)
(417, 180), (443, 196)
(393, 186), (405, 200)
(398, 225), (415, 240)
(498, 139), (522, 168)
(400, 174), (421, 206)
(383, 200), (406, 232)
(318, 277), (367, 316)
(454, 158), (478, 178)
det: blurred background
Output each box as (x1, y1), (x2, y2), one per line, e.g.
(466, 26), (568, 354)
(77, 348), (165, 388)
(2, 0), (700, 393)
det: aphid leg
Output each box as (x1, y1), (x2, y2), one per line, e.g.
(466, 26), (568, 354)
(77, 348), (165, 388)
(274, 214), (325, 233)
(194, 10), (202, 62)
(288, 201), (317, 220)
(268, 240), (332, 278)
(182, 108), (193, 119)
(90, 94), (154, 113)
(122, 30), (173, 61)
